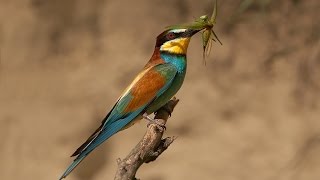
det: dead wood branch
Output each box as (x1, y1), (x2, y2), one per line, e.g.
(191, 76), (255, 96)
(114, 98), (179, 180)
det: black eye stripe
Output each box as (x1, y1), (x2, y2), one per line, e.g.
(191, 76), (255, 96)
(166, 32), (186, 40)
(156, 30), (188, 47)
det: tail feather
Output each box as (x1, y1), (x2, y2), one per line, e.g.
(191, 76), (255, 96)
(59, 113), (140, 179)
(71, 124), (102, 157)
(59, 155), (86, 180)
(71, 106), (116, 157)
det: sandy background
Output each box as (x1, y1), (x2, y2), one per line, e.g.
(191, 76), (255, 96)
(1, 0), (320, 180)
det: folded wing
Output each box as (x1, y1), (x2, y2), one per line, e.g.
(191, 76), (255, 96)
(59, 63), (177, 179)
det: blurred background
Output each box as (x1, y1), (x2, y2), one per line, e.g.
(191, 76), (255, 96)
(1, 0), (320, 179)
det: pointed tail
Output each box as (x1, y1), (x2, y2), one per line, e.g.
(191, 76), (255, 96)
(59, 154), (86, 180)
(59, 114), (140, 179)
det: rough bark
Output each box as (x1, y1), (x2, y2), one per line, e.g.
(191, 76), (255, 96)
(114, 98), (179, 180)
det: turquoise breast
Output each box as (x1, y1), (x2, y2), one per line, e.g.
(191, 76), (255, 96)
(145, 52), (187, 114)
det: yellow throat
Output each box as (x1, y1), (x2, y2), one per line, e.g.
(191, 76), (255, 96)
(160, 37), (191, 54)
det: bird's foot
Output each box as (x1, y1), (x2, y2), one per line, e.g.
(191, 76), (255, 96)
(143, 113), (166, 130)
(142, 113), (154, 121)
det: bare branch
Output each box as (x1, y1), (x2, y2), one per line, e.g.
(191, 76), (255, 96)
(114, 98), (179, 180)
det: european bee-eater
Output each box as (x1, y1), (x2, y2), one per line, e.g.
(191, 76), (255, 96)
(59, 27), (201, 179)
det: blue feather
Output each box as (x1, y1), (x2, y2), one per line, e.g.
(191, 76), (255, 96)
(59, 108), (143, 180)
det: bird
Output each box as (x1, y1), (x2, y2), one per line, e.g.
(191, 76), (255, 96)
(59, 27), (201, 179)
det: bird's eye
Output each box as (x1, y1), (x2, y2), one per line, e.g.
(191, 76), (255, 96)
(166, 32), (176, 40)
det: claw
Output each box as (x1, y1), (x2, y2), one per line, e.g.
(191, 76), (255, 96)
(143, 113), (166, 130)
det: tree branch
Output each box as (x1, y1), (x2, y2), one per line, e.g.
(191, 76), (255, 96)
(114, 97), (179, 180)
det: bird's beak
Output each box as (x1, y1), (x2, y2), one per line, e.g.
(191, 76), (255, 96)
(183, 29), (201, 38)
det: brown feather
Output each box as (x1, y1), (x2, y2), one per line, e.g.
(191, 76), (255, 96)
(144, 47), (165, 69)
(124, 68), (166, 113)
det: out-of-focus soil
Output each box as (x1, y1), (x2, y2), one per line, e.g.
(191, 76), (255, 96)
(1, 0), (320, 180)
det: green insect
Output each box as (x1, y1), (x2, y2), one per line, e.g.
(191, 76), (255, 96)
(197, 1), (222, 64)
(166, 0), (222, 64)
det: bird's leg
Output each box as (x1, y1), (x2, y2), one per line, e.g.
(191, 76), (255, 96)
(143, 113), (166, 130)
(142, 113), (154, 122)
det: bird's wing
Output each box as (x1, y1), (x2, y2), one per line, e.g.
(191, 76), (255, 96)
(59, 63), (177, 180)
